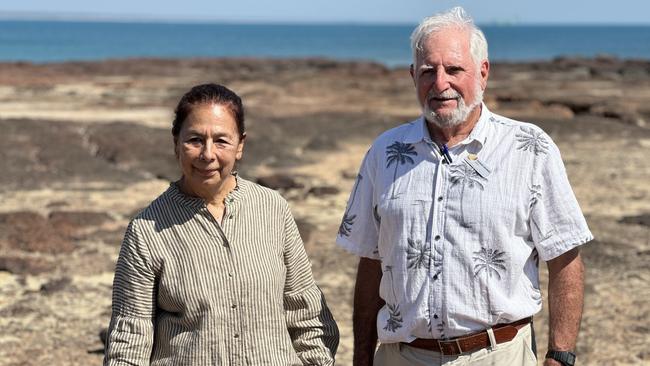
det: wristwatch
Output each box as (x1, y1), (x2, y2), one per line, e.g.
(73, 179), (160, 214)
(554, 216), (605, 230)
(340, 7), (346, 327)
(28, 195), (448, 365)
(545, 350), (576, 366)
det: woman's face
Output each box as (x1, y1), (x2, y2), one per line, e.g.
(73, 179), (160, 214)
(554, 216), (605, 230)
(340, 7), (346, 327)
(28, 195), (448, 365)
(175, 103), (245, 196)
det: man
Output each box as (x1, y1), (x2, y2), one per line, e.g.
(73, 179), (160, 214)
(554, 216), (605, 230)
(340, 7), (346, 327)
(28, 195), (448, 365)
(336, 7), (592, 366)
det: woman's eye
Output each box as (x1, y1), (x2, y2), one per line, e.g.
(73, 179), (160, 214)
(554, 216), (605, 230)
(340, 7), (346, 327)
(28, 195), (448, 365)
(215, 140), (230, 148)
(186, 137), (203, 145)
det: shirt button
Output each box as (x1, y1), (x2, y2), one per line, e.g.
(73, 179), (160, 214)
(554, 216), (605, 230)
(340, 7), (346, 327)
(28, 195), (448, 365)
(231, 304), (237, 309)
(437, 196), (443, 202)
(434, 235), (441, 241)
(228, 272), (233, 277)
(233, 334), (239, 338)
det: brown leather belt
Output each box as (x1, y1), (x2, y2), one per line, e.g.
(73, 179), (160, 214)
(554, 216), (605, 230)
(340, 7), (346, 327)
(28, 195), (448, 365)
(402, 317), (532, 356)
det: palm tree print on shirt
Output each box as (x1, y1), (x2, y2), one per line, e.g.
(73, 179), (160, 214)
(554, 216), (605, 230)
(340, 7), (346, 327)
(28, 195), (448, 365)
(405, 238), (443, 279)
(425, 307), (432, 332)
(373, 204), (381, 226)
(529, 184), (543, 235)
(473, 247), (507, 280)
(516, 127), (549, 155)
(406, 238), (430, 270)
(432, 244), (443, 281)
(386, 141), (417, 199)
(383, 265), (403, 332)
(338, 174), (362, 237)
(449, 164), (487, 227)
(425, 309), (445, 337)
(532, 248), (539, 268)
(384, 303), (403, 332)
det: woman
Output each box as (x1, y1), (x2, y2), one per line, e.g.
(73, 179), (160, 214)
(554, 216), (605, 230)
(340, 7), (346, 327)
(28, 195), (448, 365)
(104, 84), (339, 365)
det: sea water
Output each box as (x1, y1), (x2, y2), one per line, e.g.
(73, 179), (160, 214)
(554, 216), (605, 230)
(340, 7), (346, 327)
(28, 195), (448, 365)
(1, 20), (650, 66)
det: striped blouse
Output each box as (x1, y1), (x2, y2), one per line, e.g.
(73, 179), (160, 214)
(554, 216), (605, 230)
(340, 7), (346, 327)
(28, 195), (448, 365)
(104, 177), (339, 365)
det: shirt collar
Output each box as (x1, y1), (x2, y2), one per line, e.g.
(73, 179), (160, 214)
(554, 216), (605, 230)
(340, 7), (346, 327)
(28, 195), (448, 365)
(402, 116), (428, 144)
(402, 103), (491, 148)
(169, 173), (248, 210)
(464, 103), (490, 148)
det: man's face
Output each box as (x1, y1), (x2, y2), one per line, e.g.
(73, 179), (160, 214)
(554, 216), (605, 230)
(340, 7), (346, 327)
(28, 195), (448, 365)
(410, 27), (489, 128)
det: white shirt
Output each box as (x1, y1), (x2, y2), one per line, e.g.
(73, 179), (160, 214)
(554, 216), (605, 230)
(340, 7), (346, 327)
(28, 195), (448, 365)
(336, 104), (592, 342)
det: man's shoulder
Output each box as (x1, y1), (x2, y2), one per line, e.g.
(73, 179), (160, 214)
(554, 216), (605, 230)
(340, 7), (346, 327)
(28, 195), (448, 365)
(484, 110), (556, 147)
(371, 117), (422, 148)
(486, 110), (548, 135)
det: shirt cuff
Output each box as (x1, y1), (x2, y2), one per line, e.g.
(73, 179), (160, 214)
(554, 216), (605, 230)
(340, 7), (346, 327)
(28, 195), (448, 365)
(537, 230), (593, 261)
(335, 235), (380, 259)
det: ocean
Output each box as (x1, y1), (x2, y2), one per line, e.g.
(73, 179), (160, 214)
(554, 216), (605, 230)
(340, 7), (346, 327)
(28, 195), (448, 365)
(1, 20), (650, 66)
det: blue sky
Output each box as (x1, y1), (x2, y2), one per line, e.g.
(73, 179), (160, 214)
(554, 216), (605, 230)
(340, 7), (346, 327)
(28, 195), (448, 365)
(0, 0), (648, 25)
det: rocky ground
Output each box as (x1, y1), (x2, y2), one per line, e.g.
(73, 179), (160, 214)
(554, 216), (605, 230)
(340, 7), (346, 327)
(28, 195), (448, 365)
(0, 56), (648, 365)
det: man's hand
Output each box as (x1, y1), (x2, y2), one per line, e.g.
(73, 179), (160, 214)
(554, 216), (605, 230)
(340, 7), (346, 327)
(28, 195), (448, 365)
(353, 257), (385, 366)
(546, 247), (584, 362)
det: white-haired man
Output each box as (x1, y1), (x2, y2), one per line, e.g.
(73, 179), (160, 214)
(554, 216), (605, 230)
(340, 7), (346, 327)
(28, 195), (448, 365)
(336, 7), (592, 366)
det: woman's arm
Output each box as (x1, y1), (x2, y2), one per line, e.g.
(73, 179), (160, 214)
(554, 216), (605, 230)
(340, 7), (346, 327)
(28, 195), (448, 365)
(282, 203), (340, 366)
(103, 220), (156, 366)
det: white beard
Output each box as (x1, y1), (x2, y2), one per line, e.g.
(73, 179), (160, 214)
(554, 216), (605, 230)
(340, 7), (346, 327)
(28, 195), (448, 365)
(423, 82), (484, 128)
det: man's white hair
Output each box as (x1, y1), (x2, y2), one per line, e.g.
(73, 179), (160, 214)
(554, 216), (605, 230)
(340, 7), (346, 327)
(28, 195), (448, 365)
(410, 6), (488, 67)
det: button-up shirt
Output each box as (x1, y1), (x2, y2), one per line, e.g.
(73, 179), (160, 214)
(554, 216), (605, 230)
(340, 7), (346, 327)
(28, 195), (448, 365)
(336, 104), (592, 342)
(105, 177), (339, 365)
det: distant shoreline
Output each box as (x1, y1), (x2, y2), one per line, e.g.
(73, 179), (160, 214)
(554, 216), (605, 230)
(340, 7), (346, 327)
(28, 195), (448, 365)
(2, 22), (650, 65)
(1, 54), (649, 68)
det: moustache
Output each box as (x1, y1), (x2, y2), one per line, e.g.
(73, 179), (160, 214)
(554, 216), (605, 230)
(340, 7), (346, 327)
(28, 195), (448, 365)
(427, 89), (461, 101)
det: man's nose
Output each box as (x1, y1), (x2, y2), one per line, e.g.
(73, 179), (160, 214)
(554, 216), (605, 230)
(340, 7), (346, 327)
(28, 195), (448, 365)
(432, 69), (451, 93)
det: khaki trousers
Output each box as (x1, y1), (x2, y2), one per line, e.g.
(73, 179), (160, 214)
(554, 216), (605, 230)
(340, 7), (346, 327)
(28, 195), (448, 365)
(374, 324), (537, 366)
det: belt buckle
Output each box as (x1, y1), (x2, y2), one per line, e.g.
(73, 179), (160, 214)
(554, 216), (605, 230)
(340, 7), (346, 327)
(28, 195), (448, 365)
(438, 339), (463, 355)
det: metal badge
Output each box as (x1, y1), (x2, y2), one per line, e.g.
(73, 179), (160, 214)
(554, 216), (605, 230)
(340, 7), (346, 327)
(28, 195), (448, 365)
(463, 155), (491, 178)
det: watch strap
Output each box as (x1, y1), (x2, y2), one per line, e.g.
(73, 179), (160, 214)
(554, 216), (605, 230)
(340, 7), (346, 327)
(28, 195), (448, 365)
(545, 350), (576, 366)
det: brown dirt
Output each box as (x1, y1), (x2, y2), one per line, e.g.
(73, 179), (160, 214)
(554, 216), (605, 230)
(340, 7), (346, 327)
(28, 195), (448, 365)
(0, 57), (648, 365)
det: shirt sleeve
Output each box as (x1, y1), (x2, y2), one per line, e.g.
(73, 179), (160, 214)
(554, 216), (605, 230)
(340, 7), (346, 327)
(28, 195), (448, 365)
(530, 134), (593, 261)
(103, 220), (156, 366)
(282, 202), (339, 366)
(335, 148), (381, 259)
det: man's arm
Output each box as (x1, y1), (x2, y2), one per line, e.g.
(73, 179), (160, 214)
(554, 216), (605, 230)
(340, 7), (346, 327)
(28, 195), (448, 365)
(353, 257), (385, 366)
(545, 247), (584, 366)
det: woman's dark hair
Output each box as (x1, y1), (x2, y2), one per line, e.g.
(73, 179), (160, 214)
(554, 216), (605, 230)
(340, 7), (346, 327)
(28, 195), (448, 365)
(172, 83), (245, 139)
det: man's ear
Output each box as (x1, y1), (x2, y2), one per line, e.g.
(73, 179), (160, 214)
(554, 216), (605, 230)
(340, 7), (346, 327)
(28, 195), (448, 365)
(480, 60), (490, 89)
(410, 63), (416, 86)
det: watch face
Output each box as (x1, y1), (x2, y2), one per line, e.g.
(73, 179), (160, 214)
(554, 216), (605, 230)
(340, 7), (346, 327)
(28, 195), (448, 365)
(565, 353), (576, 365)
